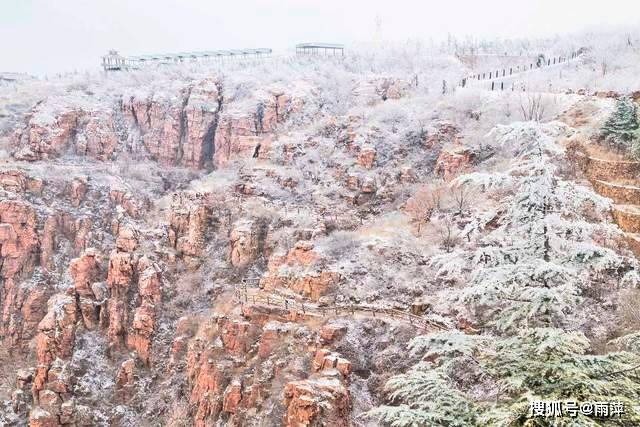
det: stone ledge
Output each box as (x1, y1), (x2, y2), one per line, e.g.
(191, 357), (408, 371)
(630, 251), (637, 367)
(593, 180), (640, 205)
(575, 151), (640, 181)
(625, 233), (640, 257)
(586, 156), (640, 181)
(613, 205), (640, 233)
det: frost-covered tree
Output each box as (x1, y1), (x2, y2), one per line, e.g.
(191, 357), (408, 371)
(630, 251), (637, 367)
(369, 122), (640, 426)
(368, 329), (640, 426)
(436, 123), (633, 332)
(601, 97), (639, 151)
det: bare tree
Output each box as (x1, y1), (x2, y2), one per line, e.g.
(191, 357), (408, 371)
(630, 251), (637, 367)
(437, 215), (458, 253)
(601, 59), (608, 77)
(452, 184), (471, 215)
(519, 93), (546, 122)
(404, 183), (445, 232)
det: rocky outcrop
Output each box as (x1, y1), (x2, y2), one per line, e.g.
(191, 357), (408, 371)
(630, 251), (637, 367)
(357, 146), (376, 169)
(115, 358), (137, 403)
(168, 192), (211, 265)
(67, 177), (88, 208)
(0, 170), (44, 194)
(435, 145), (476, 180)
(13, 104), (118, 162)
(214, 88), (303, 166)
(318, 324), (347, 344)
(40, 211), (94, 272)
(12, 79), (307, 170)
(30, 294), (78, 424)
(122, 80), (223, 168)
(109, 188), (148, 219)
(222, 379), (243, 414)
(115, 224), (139, 253)
(126, 297), (157, 365)
(180, 317), (353, 426)
(283, 374), (351, 427)
(182, 80), (224, 169)
(69, 249), (105, 329)
(106, 246), (162, 365)
(312, 348), (352, 377)
(229, 219), (268, 268)
(261, 241), (340, 301)
(424, 121), (460, 148)
(0, 200), (44, 351)
(186, 342), (234, 425)
(0, 200), (39, 280)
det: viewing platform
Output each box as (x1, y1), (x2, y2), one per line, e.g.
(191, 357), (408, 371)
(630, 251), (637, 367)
(295, 43), (345, 56)
(102, 48), (273, 71)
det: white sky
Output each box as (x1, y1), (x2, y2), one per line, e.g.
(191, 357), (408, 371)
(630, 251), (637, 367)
(2, 0), (639, 75)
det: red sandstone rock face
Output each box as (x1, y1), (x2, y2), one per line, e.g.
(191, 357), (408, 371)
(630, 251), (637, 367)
(222, 379), (243, 414)
(127, 303), (156, 365)
(115, 358), (137, 403)
(229, 219), (259, 268)
(319, 324), (347, 344)
(13, 104), (119, 162)
(68, 177), (88, 208)
(0, 200), (39, 280)
(219, 318), (260, 355)
(435, 145), (476, 181)
(123, 81), (305, 169)
(12, 79), (308, 171)
(287, 241), (318, 266)
(40, 212), (93, 272)
(70, 249), (104, 329)
(258, 321), (293, 358)
(182, 80), (223, 169)
(214, 88), (303, 166)
(0, 170), (44, 194)
(261, 241), (340, 301)
(122, 91), (183, 167)
(32, 294), (78, 422)
(168, 192), (211, 263)
(357, 146), (377, 169)
(283, 374), (351, 427)
(28, 407), (59, 427)
(104, 247), (162, 365)
(77, 110), (119, 160)
(69, 250), (102, 298)
(106, 250), (135, 351)
(187, 343), (233, 425)
(122, 80), (223, 169)
(13, 108), (81, 161)
(0, 200), (43, 351)
(109, 188), (148, 219)
(312, 349), (352, 377)
(424, 121), (460, 148)
(115, 224), (139, 252)
(30, 358), (75, 426)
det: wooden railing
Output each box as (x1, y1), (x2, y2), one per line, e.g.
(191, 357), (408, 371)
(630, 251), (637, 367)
(235, 279), (449, 332)
(460, 51), (580, 89)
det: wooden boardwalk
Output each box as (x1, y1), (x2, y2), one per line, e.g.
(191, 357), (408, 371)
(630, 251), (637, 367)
(234, 280), (449, 332)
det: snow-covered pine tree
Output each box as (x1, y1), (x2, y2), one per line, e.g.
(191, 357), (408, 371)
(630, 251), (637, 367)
(479, 328), (640, 426)
(601, 96), (639, 150)
(368, 122), (640, 426)
(441, 122), (632, 332)
(367, 329), (640, 426)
